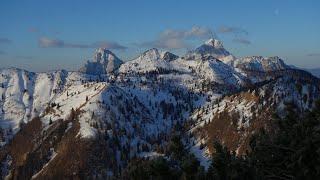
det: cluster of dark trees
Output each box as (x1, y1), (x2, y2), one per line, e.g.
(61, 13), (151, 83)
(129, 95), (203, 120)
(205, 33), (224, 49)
(122, 101), (320, 179)
(121, 133), (206, 180)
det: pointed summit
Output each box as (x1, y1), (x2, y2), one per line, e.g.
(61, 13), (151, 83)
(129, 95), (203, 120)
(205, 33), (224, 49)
(94, 48), (118, 63)
(80, 48), (123, 75)
(204, 38), (224, 48)
(185, 38), (236, 62)
(195, 38), (230, 56)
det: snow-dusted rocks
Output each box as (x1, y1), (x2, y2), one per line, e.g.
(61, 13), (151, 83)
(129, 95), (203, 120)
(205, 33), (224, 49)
(80, 48), (123, 75)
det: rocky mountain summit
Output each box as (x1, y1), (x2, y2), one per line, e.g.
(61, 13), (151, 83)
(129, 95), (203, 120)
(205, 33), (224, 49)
(80, 48), (123, 75)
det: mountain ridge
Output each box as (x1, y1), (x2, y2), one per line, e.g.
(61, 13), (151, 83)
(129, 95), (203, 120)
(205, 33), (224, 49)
(0, 38), (319, 179)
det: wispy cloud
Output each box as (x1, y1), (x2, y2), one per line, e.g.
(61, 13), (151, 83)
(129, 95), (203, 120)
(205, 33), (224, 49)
(233, 38), (251, 45)
(0, 38), (12, 44)
(217, 26), (248, 35)
(38, 37), (127, 50)
(138, 26), (215, 49)
(218, 26), (251, 45)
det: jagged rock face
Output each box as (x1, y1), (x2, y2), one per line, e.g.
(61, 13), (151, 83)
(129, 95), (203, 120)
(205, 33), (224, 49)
(80, 48), (123, 75)
(185, 38), (236, 62)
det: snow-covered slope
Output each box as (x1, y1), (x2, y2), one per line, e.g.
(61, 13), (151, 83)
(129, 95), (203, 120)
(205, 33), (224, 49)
(0, 68), (65, 132)
(0, 68), (101, 135)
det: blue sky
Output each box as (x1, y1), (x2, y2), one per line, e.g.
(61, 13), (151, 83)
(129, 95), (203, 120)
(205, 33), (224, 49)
(0, 0), (319, 72)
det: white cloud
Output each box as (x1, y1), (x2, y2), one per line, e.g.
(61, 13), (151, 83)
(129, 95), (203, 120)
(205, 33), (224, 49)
(39, 37), (65, 48)
(38, 37), (127, 50)
(139, 26), (214, 49)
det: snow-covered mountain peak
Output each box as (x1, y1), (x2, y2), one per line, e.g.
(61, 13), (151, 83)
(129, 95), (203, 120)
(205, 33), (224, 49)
(93, 48), (118, 63)
(79, 48), (123, 75)
(139, 48), (161, 61)
(204, 38), (223, 48)
(195, 38), (227, 54)
(185, 38), (236, 62)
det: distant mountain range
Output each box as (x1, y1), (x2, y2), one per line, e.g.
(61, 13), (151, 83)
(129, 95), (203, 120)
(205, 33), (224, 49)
(306, 68), (320, 78)
(288, 65), (320, 78)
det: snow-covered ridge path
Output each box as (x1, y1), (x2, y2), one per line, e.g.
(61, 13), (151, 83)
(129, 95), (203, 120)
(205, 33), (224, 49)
(31, 83), (108, 179)
(77, 83), (107, 110)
